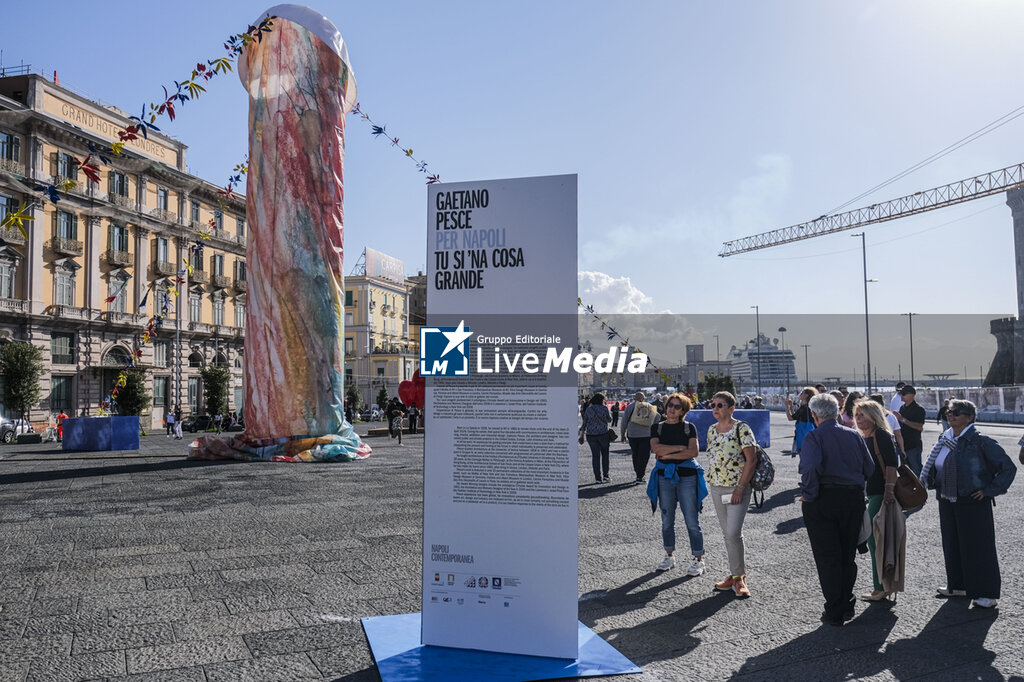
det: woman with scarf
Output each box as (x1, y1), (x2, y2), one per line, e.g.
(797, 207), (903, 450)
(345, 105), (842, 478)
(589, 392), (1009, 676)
(853, 400), (900, 602)
(921, 399), (1016, 609)
(647, 394), (707, 576)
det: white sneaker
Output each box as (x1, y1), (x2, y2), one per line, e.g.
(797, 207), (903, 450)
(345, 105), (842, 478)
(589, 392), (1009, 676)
(937, 587), (967, 597)
(972, 598), (999, 609)
(656, 555), (675, 572)
(686, 556), (705, 576)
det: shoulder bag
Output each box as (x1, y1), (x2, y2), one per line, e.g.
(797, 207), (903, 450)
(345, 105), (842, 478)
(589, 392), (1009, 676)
(871, 433), (927, 510)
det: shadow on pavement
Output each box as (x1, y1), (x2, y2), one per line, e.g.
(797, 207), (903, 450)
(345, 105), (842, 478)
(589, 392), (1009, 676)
(774, 516), (806, 536)
(0, 458), (240, 485)
(754, 486), (801, 513)
(578, 481), (638, 499)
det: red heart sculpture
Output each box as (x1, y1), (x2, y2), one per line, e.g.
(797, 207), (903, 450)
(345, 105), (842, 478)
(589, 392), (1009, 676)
(398, 370), (426, 408)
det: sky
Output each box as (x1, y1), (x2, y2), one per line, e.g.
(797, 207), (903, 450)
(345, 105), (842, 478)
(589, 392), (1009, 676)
(4, 0), (1021, 326)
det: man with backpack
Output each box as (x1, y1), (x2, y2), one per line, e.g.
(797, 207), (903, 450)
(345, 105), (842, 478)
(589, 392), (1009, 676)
(622, 391), (660, 483)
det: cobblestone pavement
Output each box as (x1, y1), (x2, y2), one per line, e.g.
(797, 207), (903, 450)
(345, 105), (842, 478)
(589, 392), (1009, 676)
(0, 415), (1022, 681)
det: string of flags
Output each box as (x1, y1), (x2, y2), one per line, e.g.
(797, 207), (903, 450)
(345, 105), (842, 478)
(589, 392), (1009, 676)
(577, 297), (669, 385)
(349, 103), (441, 184)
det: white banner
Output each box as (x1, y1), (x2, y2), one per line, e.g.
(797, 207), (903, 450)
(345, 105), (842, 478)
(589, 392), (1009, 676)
(421, 175), (579, 658)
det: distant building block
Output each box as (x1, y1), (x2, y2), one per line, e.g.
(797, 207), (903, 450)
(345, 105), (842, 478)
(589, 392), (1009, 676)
(687, 409), (771, 450)
(62, 417), (139, 451)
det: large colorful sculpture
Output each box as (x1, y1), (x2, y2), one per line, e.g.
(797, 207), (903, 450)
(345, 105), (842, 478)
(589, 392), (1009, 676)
(190, 4), (370, 461)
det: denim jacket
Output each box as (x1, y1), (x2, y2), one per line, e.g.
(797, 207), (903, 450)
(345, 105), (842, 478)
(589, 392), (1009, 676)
(925, 428), (1016, 499)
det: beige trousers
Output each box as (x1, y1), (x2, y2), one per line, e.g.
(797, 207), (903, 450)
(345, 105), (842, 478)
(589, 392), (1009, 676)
(710, 484), (752, 576)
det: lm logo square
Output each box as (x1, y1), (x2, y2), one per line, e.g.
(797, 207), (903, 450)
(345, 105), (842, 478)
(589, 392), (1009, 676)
(420, 320), (471, 376)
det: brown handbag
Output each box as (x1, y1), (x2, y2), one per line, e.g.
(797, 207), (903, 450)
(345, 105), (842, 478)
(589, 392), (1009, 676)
(871, 434), (927, 510)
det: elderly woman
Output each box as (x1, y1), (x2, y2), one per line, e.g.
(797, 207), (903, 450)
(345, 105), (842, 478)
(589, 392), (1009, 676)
(853, 400), (900, 602)
(921, 399), (1016, 609)
(580, 393), (612, 483)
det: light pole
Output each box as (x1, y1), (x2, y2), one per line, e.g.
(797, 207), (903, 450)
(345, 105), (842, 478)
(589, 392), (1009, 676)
(801, 344), (811, 385)
(713, 334), (721, 375)
(777, 326), (787, 350)
(751, 305), (761, 395)
(778, 327), (788, 394)
(851, 232), (877, 394)
(901, 312), (918, 384)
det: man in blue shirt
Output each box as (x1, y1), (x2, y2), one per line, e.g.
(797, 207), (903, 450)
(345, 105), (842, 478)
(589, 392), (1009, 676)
(799, 393), (875, 626)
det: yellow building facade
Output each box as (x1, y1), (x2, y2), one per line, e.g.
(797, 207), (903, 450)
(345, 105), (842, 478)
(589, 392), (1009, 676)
(0, 72), (246, 426)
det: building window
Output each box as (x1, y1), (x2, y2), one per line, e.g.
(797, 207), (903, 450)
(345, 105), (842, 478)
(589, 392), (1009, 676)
(234, 302), (246, 328)
(233, 259), (246, 281)
(188, 376), (200, 412)
(345, 337), (353, 354)
(376, 364), (385, 377)
(157, 188), (169, 211)
(212, 293), (225, 326)
(50, 375), (72, 411)
(188, 351), (204, 368)
(190, 199), (200, 223)
(153, 376), (168, 406)
(345, 290), (353, 306)
(212, 254), (224, 276)
(108, 272), (129, 313)
(345, 311), (353, 326)
(109, 171), (129, 197)
(0, 195), (17, 223)
(190, 249), (203, 272)
(0, 132), (20, 162)
(154, 341), (169, 368)
(189, 293), (201, 323)
(236, 216), (245, 239)
(51, 332), (74, 365)
(56, 152), (77, 181)
(0, 258), (16, 298)
(213, 210), (223, 230)
(109, 224), (129, 253)
(56, 210), (77, 239)
(156, 237), (169, 263)
(54, 264), (76, 306)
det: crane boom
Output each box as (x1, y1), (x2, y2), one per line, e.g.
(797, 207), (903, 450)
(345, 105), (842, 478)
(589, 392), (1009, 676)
(718, 161), (1024, 256)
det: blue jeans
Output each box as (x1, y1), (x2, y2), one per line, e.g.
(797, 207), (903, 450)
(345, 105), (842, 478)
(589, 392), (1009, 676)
(658, 472), (703, 556)
(905, 447), (923, 477)
(587, 432), (610, 480)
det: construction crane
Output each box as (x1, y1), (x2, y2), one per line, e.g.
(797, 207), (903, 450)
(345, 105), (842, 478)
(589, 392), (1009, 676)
(718, 161), (1024, 256)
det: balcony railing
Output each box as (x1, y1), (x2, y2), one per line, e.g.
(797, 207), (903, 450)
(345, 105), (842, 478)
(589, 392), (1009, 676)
(187, 321), (211, 333)
(150, 208), (177, 223)
(0, 226), (26, 245)
(51, 305), (89, 320)
(0, 298), (28, 313)
(212, 274), (232, 289)
(109, 193), (136, 211)
(190, 270), (209, 284)
(102, 311), (145, 326)
(234, 278), (247, 292)
(52, 175), (85, 195)
(154, 260), (177, 276)
(0, 158), (25, 176)
(50, 236), (83, 256)
(105, 249), (132, 266)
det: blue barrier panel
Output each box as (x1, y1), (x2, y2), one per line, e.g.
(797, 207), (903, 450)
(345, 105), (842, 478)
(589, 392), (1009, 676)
(686, 410), (771, 450)
(62, 416), (139, 451)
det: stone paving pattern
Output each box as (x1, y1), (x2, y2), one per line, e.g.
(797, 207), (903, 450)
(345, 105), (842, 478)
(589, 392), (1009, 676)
(0, 413), (1022, 681)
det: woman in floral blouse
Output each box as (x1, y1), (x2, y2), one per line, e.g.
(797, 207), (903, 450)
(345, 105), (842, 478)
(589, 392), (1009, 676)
(705, 391), (758, 597)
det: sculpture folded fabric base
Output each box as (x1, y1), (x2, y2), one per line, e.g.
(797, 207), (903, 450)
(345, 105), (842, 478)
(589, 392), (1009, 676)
(189, 5), (369, 463)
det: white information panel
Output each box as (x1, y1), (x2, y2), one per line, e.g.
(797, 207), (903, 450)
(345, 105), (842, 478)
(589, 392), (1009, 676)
(422, 175), (578, 658)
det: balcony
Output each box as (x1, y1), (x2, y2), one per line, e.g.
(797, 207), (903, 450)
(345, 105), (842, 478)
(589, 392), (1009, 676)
(0, 298), (28, 313)
(150, 208), (177, 223)
(105, 249), (132, 266)
(101, 311), (145, 326)
(187, 321), (211, 334)
(190, 270), (209, 284)
(0, 226), (26, 245)
(212, 274), (232, 289)
(109, 193), (136, 211)
(234, 278), (247, 292)
(0, 158), (25, 176)
(51, 305), (90, 321)
(50, 236), (84, 256)
(52, 175), (85, 196)
(154, 260), (177, 276)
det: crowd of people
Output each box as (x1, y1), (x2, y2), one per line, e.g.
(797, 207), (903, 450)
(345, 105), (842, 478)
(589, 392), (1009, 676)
(578, 386), (1019, 625)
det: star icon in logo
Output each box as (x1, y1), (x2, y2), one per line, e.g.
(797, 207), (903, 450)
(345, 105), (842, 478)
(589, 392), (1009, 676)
(440, 320), (472, 358)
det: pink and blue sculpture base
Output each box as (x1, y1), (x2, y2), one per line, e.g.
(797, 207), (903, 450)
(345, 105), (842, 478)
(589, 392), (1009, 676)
(362, 613), (641, 682)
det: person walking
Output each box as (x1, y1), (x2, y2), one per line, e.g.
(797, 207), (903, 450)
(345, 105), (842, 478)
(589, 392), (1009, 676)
(937, 399), (951, 433)
(173, 405), (183, 440)
(798, 393), (875, 626)
(921, 399), (1016, 609)
(705, 391), (757, 598)
(622, 391), (659, 483)
(580, 393), (612, 483)
(610, 401), (620, 427)
(785, 387), (817, 455)
(648, 394), (707, 575)
(853, 400), (900, 602)
(165, 409), (175, 437)
(895, 385), (926, 476)
(408, 403), (419, 434)
(214, 412), (223, 434)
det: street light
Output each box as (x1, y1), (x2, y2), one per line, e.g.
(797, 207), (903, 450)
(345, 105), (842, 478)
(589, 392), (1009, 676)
(851, 233), (876, 394)
(777, 326), (787, 350)
(751, 305), (761, 395)
(801, 344), (811, 385)
(901, 312), (918, 384)
(713, 334), (721, 375)
(777, 326), (788, 394)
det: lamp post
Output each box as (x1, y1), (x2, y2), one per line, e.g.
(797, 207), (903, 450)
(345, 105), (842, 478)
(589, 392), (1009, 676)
(851, 232), (877, 394)
(777, 326), (787, 350)
(801, 344), (811, 385)
(778, 326), (788, 394)
(901, 312), (918, 384)
(713, 334), (721, 375)
(751, 305), (761, 395)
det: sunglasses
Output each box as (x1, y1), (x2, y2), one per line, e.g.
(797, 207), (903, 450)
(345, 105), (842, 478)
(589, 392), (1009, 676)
(666, 403), (684, 410)
(711, 402), (731, 409)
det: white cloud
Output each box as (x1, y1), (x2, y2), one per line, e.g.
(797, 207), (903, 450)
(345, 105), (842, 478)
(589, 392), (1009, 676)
(578, 271), (657, 314)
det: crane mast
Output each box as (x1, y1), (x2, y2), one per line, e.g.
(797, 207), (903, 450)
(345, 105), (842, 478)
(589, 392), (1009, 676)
(719, 162), (1024, 256)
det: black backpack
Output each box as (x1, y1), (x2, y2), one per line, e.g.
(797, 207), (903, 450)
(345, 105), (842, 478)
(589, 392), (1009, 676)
(733, 421), (774, 508)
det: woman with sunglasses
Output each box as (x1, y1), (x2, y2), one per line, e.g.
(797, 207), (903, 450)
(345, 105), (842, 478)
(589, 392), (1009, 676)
(647, 394), (707, 575)
(920, 399), (1016, 609)
(705, 391), (758, 597)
